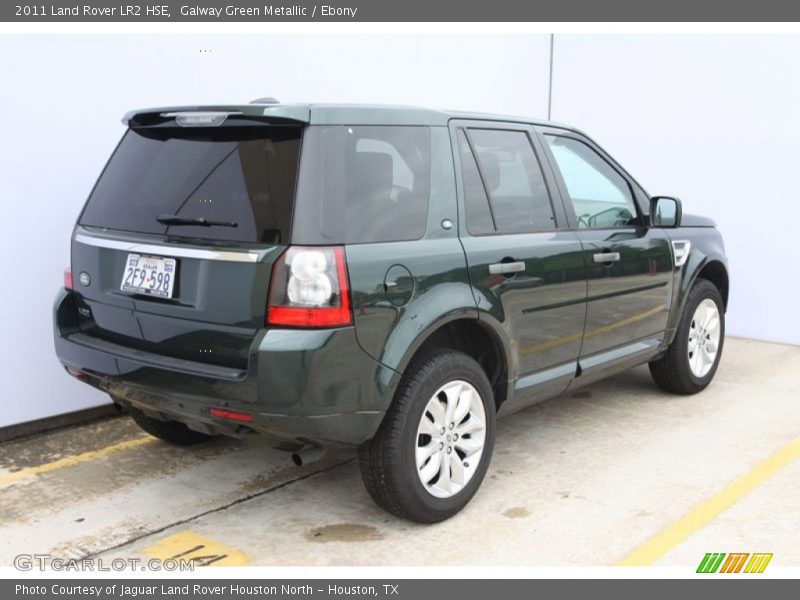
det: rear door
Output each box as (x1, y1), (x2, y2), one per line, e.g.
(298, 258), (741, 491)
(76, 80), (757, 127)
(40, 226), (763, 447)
(537, 127), (673, 376)
(71, 116), (302, 372)
(450, 120), (587, 412)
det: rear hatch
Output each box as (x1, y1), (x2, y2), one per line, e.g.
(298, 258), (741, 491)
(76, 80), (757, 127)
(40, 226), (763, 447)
(70, 112), (303, 373)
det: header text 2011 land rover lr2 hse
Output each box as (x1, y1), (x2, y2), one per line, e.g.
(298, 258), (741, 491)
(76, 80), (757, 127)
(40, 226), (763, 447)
(54, 101), (728, 522)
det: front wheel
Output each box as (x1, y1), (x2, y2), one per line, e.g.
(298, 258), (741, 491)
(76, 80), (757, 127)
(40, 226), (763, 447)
(358, 349), (496, 523)
(649, 279), (725, 394)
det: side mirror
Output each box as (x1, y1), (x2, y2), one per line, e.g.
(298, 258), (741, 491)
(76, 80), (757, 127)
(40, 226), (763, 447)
(650, 196), (682, 228)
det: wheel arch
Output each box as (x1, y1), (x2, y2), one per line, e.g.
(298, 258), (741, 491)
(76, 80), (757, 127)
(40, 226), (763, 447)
(664, 249), (729, 347)
(384, 314), (512, 415)
(695, 259), (729, 310)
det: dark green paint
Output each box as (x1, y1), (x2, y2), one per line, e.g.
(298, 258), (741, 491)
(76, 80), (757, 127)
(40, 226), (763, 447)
(573, 227), (674, 357)
(54, 103), (728, 447)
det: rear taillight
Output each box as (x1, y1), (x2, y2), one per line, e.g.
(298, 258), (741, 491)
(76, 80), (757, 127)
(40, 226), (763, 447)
(267, 246), (352, 328)
(64, 268), (73, 290)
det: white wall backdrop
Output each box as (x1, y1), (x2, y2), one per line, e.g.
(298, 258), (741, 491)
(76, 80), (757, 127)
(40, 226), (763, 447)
(550, 35), (800, 346)
(1, 33), (798, 429)
(0, 34), (551, 428)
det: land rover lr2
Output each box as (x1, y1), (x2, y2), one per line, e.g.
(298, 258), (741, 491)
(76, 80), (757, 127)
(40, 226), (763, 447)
(54, 102), (729, 522)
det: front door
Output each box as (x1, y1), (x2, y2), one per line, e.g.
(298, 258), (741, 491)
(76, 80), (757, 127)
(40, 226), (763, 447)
(450, 121), (587, 411)
(538, 129), (673, 375)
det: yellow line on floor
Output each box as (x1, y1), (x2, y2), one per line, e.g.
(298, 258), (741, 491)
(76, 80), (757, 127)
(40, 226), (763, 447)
(617, 436), (800, 566)
(143, 530), (251, 566)
(0, 436), (155, 487)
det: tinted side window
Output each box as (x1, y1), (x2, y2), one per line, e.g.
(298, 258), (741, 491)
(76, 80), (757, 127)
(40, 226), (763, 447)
(456, 129), (495, 235)
(545, 135), (638, 229)
(293, 126), (431, 244)
(465, 128), (555, 234)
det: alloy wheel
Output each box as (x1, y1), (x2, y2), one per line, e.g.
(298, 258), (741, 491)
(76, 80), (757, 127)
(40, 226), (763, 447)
(688, 298), (721, 378)
(415, 380), (487, 499)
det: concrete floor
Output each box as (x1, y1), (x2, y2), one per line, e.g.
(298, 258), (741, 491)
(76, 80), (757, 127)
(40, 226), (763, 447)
(1, 337), (798, 568)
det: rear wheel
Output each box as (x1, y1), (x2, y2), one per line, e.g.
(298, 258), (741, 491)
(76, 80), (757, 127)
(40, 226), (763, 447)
(358, 348), (496, 523)
(128, 407), (213, 445)
(649, 279), (725, 394)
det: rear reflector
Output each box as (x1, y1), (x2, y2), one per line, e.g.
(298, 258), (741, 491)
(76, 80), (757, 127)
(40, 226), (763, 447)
(64, 268), (73, 290)
(209, 408), (253, 423)
(65, 366), (85, 380)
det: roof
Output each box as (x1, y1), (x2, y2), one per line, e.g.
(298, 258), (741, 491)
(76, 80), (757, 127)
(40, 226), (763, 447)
(122, 102), (578, 131)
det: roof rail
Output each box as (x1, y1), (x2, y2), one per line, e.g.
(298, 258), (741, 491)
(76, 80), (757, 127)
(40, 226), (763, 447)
(250, 97), (280, 104)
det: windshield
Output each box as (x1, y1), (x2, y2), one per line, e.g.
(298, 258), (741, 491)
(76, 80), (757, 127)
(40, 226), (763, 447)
(79, 125), (302, 244)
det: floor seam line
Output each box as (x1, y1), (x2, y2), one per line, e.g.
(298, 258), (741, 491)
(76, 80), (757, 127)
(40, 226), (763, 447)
(82, 458), (355, 560)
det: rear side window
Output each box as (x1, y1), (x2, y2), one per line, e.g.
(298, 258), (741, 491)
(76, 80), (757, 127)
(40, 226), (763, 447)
(293, 126), (431, 244)
(79, 125), (301, 244)
(457, 128), (554, 235)
(456, 130), (494, 235)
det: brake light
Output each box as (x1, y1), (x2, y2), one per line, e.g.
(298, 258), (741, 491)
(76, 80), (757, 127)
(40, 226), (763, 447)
(209, 408), (253, 422)
(64, 268), (73, 290)
(267, 246), (352, 328)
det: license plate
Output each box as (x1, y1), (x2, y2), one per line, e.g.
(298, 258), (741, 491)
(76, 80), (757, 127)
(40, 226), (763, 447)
(120, 253), (176, 298)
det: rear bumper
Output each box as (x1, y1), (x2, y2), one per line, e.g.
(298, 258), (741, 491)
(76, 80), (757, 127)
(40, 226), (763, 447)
(53, 289), (396, 446)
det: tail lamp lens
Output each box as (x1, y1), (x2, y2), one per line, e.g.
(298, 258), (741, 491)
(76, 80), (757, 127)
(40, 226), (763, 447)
(64, 268), (73, 290)
(267, 246), (351, 327)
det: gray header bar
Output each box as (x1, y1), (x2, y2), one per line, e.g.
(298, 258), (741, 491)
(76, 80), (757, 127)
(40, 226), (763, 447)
(4, 0), (800, 22)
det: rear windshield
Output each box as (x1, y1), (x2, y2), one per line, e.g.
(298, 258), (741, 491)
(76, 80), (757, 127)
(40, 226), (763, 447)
(292, 125), (431, 244)
(79, 125), (302, 244)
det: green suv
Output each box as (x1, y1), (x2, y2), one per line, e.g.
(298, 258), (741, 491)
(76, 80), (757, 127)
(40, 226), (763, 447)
(54, 101), (729, 522)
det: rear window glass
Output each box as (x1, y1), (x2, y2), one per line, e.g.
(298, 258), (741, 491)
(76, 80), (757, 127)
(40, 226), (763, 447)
(293, 126), (431, 244)
(79, 125), (302, 244)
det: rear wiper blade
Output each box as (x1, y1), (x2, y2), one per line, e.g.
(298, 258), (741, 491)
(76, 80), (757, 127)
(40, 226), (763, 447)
(157, 214), (238, 228)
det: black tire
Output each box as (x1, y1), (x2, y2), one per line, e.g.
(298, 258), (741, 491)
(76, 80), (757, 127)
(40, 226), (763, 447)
(128, 407), (214, 445)
(358, 348), (496, 523)
(649, 278), (725, 394)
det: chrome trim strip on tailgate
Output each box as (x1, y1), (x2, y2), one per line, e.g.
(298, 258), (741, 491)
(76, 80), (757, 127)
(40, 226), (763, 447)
(74, 233), (261, 263)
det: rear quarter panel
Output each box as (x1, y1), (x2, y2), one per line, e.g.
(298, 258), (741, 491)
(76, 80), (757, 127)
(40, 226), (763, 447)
(346, 127), (480, 397)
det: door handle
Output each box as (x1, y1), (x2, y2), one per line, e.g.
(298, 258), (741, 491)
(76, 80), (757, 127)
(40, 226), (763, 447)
(592, 252), (621, 264)
(488, 261), (526, 275)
